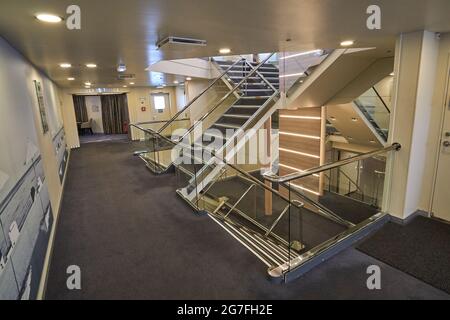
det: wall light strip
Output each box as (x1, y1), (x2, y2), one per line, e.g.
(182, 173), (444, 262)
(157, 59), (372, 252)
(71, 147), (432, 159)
(279, 163), (320, 177)
(290, 182), (321, 196)
(279, 131), (321, 140)
(279, 72), (305, 78)
(279, 115), (321, 120)
(279, 147), (320, 159)
(280, 50), (323, 60)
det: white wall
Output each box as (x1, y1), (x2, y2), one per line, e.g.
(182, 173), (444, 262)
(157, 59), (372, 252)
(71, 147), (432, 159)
(0, 36), (67, 299)
(386, 31), (439, 219)
(85, 96), (104, 133)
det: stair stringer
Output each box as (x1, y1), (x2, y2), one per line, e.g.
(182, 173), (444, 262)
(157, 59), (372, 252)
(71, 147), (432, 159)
(180, 97), (283, 202)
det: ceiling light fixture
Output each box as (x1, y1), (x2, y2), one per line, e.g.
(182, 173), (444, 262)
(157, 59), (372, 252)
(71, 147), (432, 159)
(35, 13), (62, 23)
(129, 82), (135, 85)
(340, 40), (354, 47)
(84, 82), (91, 86)
(351, 117), (358, 122)
(60, 63), (71, 68)
(219, 48), (231, 54)
(86, 63), (97, 68)
(117, 64), (126, 72)
(123, 85), (127, 88)
(173, 80), (179, 84)
(390, 72), (395, 76)
(280, 50), (323, 60)
(67, 77), (75, 81)
(186, 77), (192, 81)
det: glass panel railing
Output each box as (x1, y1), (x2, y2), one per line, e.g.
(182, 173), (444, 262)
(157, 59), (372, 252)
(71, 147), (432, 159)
(274, 49), (332, 98)
(175, 155), (302, 271)
(263, 143), (401, 275)
(136, 54), (280, 173)
(354, 87), (390, 141)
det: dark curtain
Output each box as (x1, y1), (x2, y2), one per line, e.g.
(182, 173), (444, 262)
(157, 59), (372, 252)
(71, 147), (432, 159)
(100, 94), (130, 134)
(72, 95), (88, 122)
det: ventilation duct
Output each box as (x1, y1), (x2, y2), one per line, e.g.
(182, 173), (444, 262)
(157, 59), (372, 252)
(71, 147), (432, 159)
(156, 36), (207, 50)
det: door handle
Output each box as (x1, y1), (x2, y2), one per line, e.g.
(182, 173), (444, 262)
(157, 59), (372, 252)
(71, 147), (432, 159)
(443, 141), (450, 147)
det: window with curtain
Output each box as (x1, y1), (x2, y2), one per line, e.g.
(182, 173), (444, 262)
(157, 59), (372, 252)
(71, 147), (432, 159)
(72, 95), (88, 123)
(100, 94), (130, 134)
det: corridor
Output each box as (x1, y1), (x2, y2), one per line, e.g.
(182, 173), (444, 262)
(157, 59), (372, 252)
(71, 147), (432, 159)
(45, 140), (448, 299)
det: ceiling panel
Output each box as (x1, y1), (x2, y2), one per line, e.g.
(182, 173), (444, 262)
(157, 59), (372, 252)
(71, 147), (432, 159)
(0, 0), (449, 88)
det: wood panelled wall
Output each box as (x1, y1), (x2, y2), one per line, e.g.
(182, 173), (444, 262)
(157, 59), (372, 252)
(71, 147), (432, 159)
(279, 107), (325, 197)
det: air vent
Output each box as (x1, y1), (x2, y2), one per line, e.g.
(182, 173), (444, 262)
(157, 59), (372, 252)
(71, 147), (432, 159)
(117, 73), (135, 80)
(156, 36), (207, 49)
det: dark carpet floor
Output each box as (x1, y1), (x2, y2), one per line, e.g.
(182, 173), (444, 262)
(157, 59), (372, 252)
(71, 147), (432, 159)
(44, 140), (449, 299)
(319, 191), (379, 225)
(357, 216), (450, 294)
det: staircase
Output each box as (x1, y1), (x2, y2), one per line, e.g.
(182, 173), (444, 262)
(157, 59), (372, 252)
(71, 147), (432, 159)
(179, 59), (280, 201)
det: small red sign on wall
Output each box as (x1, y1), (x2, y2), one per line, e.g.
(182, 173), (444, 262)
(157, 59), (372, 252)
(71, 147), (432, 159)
(141, 106), (146, 112)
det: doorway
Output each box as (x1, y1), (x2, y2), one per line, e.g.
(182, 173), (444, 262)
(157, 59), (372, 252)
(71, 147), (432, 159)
(73, 94), (130, 144)
(150, 92), (172, 122)
(431, 69), (450, 222)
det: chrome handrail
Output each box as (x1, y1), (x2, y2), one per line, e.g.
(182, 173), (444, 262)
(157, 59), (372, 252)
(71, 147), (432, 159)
(156, 58), (245, 134)
(179, 53), (276, 141)
(264, 143), (401, 183)
(135, 118), (190, 126)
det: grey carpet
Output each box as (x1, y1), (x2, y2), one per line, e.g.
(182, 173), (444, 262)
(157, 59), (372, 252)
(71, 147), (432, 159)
(319, 191), (379, 225)
(357, 216), (450, 294)
(44, 140), (449, 299)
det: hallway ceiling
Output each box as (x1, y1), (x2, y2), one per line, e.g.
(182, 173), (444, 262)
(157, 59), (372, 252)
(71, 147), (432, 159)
(1, 0), (450, 88)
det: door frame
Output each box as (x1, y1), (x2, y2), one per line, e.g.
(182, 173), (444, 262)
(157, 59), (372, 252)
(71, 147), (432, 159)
(429, 53), (450, 217)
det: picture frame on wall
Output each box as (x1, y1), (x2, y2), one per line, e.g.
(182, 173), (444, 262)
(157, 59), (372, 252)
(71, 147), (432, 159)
(33, 80), (49, 134)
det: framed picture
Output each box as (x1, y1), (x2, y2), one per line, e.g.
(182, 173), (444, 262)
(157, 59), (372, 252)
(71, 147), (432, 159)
(33, 80), (49, 134)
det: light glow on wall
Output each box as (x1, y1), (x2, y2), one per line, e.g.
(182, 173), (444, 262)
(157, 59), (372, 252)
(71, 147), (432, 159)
(279, 147), (320, 159)
(279, 131), (321, 140)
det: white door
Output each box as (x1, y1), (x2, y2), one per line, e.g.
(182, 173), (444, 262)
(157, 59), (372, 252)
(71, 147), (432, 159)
(432, 71), (450, 222)
(150, 93), (172, 122)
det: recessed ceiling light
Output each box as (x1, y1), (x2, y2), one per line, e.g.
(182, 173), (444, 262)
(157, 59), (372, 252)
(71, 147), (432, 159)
(129, 82), (135, 85)
(86, 63), (97, 68)
(84, 86), (90, 89)
(67, 77), (75, 81)
(340, 40), (354, 47)
(330, 117), (336, 121)
(35, 13), (62, 23)
(390, 72), (395, 76)
(157, 86), (164, 89)
(369, 139), (376, 143)
(351, 117), (358, 122)
(186, 77), (192, 81)
(173, 80), (179, 84)
(117, 64), (126, 72)
(123, 85), (127, 88)
(219, 48), (231, 54)
(60, 63), (71, 68)
(84, 82), (91, 86)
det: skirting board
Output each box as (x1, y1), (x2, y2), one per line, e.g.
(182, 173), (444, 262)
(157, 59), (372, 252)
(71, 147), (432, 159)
(389, 210), (429, 226)
(36, 149), (72, 300)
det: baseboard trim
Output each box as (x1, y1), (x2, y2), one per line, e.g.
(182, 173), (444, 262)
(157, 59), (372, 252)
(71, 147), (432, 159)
(390, 210), (428, 226)
(37, 149), (72, 300)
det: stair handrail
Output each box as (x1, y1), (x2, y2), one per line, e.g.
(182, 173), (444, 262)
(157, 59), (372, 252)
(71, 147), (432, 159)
(263, 143), (401, 183)
(372, 86), (391, 114)
(178, 53), (277, 142)
(156, 57), (245, 134)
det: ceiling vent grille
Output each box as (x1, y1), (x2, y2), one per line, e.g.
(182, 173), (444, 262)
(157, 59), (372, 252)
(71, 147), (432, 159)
(117, 73), (135, 80)
(156, 36), (207, 49)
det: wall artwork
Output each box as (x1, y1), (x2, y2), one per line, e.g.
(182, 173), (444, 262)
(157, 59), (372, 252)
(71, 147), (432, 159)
(53, 127), (69, 184)
(33, 80), (49, 134)
(0, 156), (53, 300)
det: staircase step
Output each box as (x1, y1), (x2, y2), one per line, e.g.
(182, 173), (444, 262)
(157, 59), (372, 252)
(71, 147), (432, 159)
(221, 114), (251, 119)
(213, 123), (241, 129)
